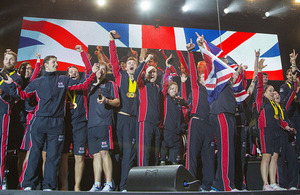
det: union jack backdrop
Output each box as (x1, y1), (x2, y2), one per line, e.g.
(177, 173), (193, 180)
(18, 17), (283, 80)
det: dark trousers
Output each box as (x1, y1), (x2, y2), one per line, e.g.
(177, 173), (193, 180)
(211, 113), (236, 191)
(235, 125), (247, 190)
(277, 133), (298, 188)
(185, 116), (215, 191)
(137, 121), (160, 167)
(0, 113), (9, 187)
(160, 129), (181, 164)
(20, 116), (64, 190)
(291, 115), (300, 155)
(116, 114), (137, 191)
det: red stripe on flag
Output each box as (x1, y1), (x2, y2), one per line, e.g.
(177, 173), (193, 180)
(16, 60), (86, 72)
(22, 20), (88, 52)
(246, 70), (283, 80)
(217, 32), (255, 54)
(142, 25), (176, 50)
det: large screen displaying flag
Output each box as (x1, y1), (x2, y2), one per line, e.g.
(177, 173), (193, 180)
(18, 17), (283, 80)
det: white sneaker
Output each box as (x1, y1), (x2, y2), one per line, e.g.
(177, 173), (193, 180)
(89, 184), (101, 192)
(43, 189), (52, 191)
(289, 187), (297, 190)
(101, 183), (113, 192)
(23, 187), (32, 191)
(270, 184), (286, 190)
(263, 184), (274, 191)
(231, 188), (239, 191)
(121, 189), (127, 192)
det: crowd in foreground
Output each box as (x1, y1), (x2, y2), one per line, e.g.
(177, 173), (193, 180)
(0, 30), (299, 192)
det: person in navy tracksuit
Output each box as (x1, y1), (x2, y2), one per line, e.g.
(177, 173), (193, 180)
(160, 56), (187, 165)
(255, 63), (295, 191)
(0, 50), (23, 189)
(55, 45), (92, 191)
(184, 42), (214, 191)
(6, 55), (97, 191)
(109, 31), (139, 191)
(276, 86), (298, 190)
(197, 35), (244, 191)
(87, 61), (120, 192)
(277, 51), (299, 190)
(18, 53), (41, 186)
(145, 52), (164, 88)
(283, 51), (300, 158)
(134, 54), (162, 167)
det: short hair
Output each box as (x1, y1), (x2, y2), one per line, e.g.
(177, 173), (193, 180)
(119, 56), (128, 63)
(262, 72), (268, 77)
(146, 53), (158, 63)
(66, 66), (79, 76)
(126, 57), (138, 64)
(168, 81), (178, 89)
(286, 68), (292, 75)
(17, 62), (28, 76)
(263, 85), (272, 94)
(43, 55), (57, 66)
(99, 61), (108, 71)
(197, 60), (206, 76)
(19, 61), (31, 68)
(4, 51), (17, 61)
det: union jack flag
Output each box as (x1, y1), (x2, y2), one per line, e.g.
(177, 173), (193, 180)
(17, 17), (283, 81)
(202, 40), (249, 104)
(200, 45), (235, 104)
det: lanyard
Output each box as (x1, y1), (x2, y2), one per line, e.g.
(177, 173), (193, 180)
(127, 78), (137, 98)
(277, 103), (285, 120)
(269, 100), (279, 120)
(67, 90), (76, 103)
(0, 71), (15, 86)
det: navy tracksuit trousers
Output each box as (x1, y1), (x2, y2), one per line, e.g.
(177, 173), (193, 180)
(20, 116), (64, 190)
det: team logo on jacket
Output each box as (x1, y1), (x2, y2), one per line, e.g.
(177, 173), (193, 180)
(101, 141), (108, 148)
(78, 147), (85, 154)
(58, 82), (65, 88)
(58, 135), (64, 141)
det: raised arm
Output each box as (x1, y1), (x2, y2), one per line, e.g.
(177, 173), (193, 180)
(162, 54), (172, 97)
(109, 31), (121, 79)
(134, 51), (152, 88)
(30, 53), (42, 82)
(290, 49), (298, 76)
(76, 45), (92, 77)
(255, 59), (267, 112)
(67, 65), (98, 91)
(188, 39), (198, 91)
(180, 73), (188, 100)
(247, 50), (260, 95)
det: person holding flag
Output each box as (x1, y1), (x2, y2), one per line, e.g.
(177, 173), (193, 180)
(184, 39), (214, 192)
(197, 33), (244, 191)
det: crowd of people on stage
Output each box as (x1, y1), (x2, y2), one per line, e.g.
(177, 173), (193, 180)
(0, 30), (299, 192)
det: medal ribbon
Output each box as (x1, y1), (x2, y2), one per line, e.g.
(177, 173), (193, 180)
(128, 78), (137, 93)
(67, 90), (76, 104)
(269, 100), (279, 120)
(277, 104), (285, 120)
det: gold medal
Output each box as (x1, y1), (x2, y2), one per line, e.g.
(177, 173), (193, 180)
(73, 103), (77, 109)
(126, 92), (136, 98)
